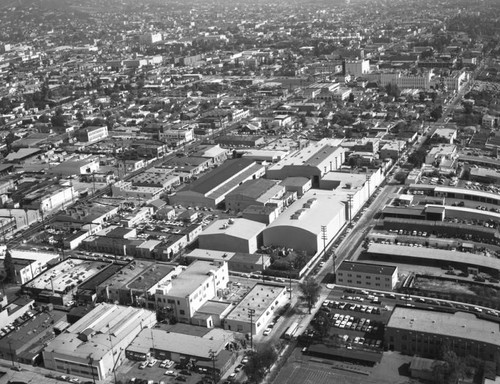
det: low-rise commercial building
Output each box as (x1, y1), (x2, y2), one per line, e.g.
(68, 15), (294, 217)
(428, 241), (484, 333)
(155, 260), (229, 324)
(336, 261), (398, 291)
(96, 261), (182, 308)
(1, 249), (61, 284)
(224, 283), (288, 335)
(43, 304), (156, 380)
(126, 327), (235, 374)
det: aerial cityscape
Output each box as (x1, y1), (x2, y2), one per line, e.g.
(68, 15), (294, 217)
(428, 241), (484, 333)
(0, 0), (500, 383)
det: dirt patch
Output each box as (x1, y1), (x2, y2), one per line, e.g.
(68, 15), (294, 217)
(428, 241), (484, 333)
(413, 276), (476, 295)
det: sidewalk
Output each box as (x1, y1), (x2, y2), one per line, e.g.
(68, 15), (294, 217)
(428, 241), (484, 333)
(262, 285), (332, 384)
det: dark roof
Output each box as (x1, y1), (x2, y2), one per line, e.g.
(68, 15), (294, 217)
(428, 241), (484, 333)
(308, 343), (382, 364)
(77, 263), (125, 291)
(107, 227), (135, 239)
(180, 158), (255, 195)
(280, 177), (310, 187)
(228, 178), (278, 199)
(382, 206), (425, 217)
(164, 156), (210, 167)
(337, 261), (396, 276)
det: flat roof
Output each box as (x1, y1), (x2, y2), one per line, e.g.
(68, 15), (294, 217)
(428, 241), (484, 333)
(186, 249), (236, 262)
(280, 177), (311, 187)
(228, 178), (280, 200)
(164, 260), (224, 298)
(4, 310), (66, 352)
(201, 218), (266, 239)
(265, 189), (346, 235)
(321, 172), (367, 190)
(409, 184), (500, 202)
(78, 263), (125, 291)
(367, 243), (500, 271)
(388, 307), (500, 346)
(190, 144), (227, 159)
(98, 260), (177, 291)
(179, 158), (256, 195)
(127, 328), (229, 359)
(45, 304), (155, 361)
(195, 300), (233, 316)
(25, 258), (109, 293)
(338, 261), (396, 276)
(226, 283), (286, 322)
(268, 142), (344, 169)
(8, 249), (60, 265)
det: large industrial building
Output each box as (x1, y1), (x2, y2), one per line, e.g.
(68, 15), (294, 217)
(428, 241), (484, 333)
(225, 178), (287, 213)
(386, 307), (500, 366)
(198, 218), (266, 254)
(169, 159), (265, 209)
(266, 142), (346, 188)
(43, 304), (156, 381)
(263, 190), (347, 255)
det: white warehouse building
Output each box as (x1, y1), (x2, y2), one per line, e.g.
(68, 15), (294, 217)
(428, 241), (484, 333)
(263, 190), (347, 255)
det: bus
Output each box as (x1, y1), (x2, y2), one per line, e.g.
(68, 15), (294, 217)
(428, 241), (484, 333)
(284, 322), (300, 339)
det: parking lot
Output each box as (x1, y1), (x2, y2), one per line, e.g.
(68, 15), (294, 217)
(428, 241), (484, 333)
(304, 294), (389, 354)
(121, 359), (209, 384)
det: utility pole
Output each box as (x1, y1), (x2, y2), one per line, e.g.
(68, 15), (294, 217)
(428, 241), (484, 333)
(321, 225), (327, 257)
(288, 274), (292, 300)
(331, 250), (337, 284)
(366, 174), (371, 197)
(261, 254), (265, 284)
(347, 194), (354, 223)
(248, 308), (255, 351)
(8, 340), (14, 367)
(109, 328), (117, 384)
(209, 349), (217, 384)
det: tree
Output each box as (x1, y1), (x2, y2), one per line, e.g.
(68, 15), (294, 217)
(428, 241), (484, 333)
(348, 93), (355, 103)
(298, 278), (322, 314)
(51, 114), (66, 127)
(394, 171), (408, 184)
(3, 250), (15, 284)
(462, 101), (473, 114)
(385, 83), (400, 98)
(243, 346), (278, 383)
(430, 105), (443, 121)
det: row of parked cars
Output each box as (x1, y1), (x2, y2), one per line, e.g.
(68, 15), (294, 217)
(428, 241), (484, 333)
(322, 300), (383, 315)
(138, 359), (175, 369)
(331, 314), (381, 333)
(0, 311), (35, 338)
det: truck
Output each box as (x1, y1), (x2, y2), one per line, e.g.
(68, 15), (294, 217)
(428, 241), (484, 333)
(284, 322), (300, 339)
